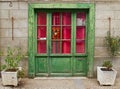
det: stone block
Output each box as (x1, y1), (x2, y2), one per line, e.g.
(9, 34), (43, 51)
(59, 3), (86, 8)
(10, 10), (28, 19)
(20, 57), (28, 76)
(109, 28), (120, 37)
(96, 2), (112, 11)
(94, 47), (109, 57)
(0, 37), (27, 49)
(14, 19), (28, 28)
(109, 2), (120, 11)
(95, 37), (105, 47)
(14, 28), (28, 37)
(0, 19), (12, 29)
(0, 10), (9, 19)
(0, 0), (18, 1)
(0, 2), (19, 10)
(95, 20), (109, 29)
(19, 2), (28, 10)
(62, 0), (79, 1)
(96, 10), (114, 20)
(96, 2), (120, 11)
(0, 28), (12, 37)
(96, 0), (119, 1)
(95, 28), (109, 37)
(111, 20), (120, 30)
(114, 11), (120, 20)
(0, 28), (27, 38)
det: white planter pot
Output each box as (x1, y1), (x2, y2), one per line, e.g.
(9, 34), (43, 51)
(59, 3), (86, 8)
(97, 66), (117, 85)
(1, 70), (18, 86)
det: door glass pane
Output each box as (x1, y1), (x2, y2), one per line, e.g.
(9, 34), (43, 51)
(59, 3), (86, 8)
(62, 12), (71, 54)
(52, 12), (61, 53)
(37, 12), (47, 53)
(76, 12), (86, 53)
(62, 26), (71, 53)
(51, 12), (71, 54)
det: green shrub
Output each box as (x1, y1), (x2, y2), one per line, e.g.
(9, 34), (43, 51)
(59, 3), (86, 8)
(105, 31), (120, 56)
(2, 47), (25, 71)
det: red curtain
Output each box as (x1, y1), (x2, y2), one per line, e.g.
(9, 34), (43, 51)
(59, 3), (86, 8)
(37, 12), (47, 53)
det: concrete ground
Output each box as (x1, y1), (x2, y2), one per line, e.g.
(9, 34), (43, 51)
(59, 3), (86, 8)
(0, 77), (120, 89)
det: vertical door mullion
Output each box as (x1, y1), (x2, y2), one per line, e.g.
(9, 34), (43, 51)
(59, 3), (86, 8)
(35, 13), (37, 54)
(73, 13), (76, 56)
(74, 12), (77, 55)
(85, 12), (88, 75)
(60, 13), (62, 54)
(86, 12), (88, 55)
(71, 12), (76, 75)
(47, 12), (51, 75)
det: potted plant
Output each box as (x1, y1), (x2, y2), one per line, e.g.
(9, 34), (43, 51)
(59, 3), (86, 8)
(97, 28), (120, 85)
(1, 47), (25, 86)
(97, 61), (117, 85)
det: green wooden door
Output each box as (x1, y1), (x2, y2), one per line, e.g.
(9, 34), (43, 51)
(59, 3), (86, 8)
(35, 11), (88, 76)
(28, 3), (95, 77)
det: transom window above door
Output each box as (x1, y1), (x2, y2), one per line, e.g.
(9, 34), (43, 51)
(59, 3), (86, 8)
(37, 11), (86, 54)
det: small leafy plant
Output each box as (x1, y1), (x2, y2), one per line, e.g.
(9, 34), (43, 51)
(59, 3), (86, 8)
(102, 60), (113, 71)
(18, 69), (25, 78)
(105, 31), (120, 57)
(2, 47), (25, 71)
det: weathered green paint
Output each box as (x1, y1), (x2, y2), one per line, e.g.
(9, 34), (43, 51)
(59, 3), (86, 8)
(28, 4), (35, 78)
(73, 57), (87, 76)
(35, 57), (48, 73)
(47, 12), (51, 76)
(51, 57), (71, 73)
(87, 4), (95, 77)
(31, 3), (92, 9)
(28, 3), (95, 77)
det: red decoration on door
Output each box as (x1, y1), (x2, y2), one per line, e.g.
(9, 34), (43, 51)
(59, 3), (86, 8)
(52, 27), (60, 39)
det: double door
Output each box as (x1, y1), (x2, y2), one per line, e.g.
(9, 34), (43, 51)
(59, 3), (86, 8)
(35, 11), (88, 76)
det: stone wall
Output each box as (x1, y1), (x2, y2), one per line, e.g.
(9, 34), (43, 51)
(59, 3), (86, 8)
(0, 1), (28, 76)
(94, 2), (120, 77)
(0, 0), (120, 77)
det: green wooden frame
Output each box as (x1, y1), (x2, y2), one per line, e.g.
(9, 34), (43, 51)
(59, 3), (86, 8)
(28, 3), (95, 77)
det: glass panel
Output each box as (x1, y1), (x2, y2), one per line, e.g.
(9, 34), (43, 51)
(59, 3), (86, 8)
(52, 12), (60, 25)
(76, 12), (86, 54)
(62, 12), (71, 25)
(62, 12), (71, 54)
(37, 12), (46, 25)
(76, 12), (86, 26)
(76, 40), (85, 53)
(51, 12), (61, 54)
(37, 41), (46, 53)
(52, 41), (61, 53)
(51, 12), (71, 54)
(76, 27), (85, 39)
(37, 26), (46, 39)
(62, 26), (71, 53)
(37, 12), (47, 54)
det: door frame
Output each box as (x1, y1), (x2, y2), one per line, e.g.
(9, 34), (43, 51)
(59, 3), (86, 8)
(28, 3), (95, 78)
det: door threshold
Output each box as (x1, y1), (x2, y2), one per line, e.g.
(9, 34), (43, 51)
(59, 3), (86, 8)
(34, 77), (87, 80)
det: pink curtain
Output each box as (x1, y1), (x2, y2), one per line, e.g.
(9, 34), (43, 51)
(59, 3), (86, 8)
(76, 12), (86, 53)
(62, 12), (71, 53)
(62, 26), (71, 53)
(37, 12), (47, 53)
